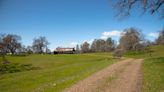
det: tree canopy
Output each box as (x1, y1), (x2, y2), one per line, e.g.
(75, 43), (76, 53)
(0, 34), (21, 54)
(119, 27), (144, 51)
(112, 0), (164, 19)
(32, 36), (49, 54)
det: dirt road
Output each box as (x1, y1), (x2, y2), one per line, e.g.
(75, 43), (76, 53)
(63, 59), (143, 92)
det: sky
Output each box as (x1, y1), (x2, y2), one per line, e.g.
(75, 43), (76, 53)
(0, 0), (164, 51)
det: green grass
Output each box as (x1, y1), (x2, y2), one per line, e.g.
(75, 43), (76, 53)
(0, 53), (114, 92)
(143, 57), (164, 92)
(124, 45), (164, 92)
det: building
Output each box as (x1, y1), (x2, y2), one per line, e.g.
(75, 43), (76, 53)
(54, 47), (75, 54)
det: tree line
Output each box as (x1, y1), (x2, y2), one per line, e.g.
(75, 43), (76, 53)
(0, 35), (50, 55)
(0, 27), (164, 56)
(79, 37), (115, 53)
(80, 27), (164, 57)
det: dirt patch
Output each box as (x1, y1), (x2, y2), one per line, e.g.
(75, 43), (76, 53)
(63, 59), (143, 92)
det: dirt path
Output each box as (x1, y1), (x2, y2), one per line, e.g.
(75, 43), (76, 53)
(63, 59), (143, 92)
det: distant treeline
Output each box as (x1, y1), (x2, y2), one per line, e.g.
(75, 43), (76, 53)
(79, 27), (164, 57)
(0, 27), (164, 56)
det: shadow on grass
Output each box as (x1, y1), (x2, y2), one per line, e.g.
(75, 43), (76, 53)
(146, 57), (164, 64)
(0, 63), (41, 75)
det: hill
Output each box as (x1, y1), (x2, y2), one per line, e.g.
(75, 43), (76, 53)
(125, 45), (164, 92)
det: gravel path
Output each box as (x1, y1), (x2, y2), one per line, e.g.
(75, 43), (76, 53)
(63, 59), (143, 92)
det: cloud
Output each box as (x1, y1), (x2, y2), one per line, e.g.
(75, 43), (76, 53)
(69, 42), (78, 47)
(70, 42), (78, 45)
(148, 32), (159, 38)
(88, 39), (94, 44)
(83, 39), (94, 44)
(101, 30), (122, 39)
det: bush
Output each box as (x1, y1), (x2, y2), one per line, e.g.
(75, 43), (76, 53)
(112, 49), (124, 58)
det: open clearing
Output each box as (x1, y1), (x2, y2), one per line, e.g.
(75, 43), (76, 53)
(0, 46), (164, 92)
(64, 59), (143, 92)
(0, 53), (114, 92)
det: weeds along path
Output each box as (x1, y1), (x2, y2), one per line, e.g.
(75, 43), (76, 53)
(63, 59), (143, 92)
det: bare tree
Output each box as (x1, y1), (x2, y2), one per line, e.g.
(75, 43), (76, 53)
(26, 46), (33, 54)
(91, 38), (115, 52)
(32, 36), (49, 54)
(81, 42), (90, 53)
(0, 35), (8, 63)
(156, 28), (164, 45)
(16, 45), (27, 54)
(113, 49), (124, 58)
(119, 27), (144, 51)
(112, 0), (164, 19)
(91, 39), (106, 52)
(90, 40), (97, 52)
(2, 34), (21, 55)
(98, 39), (106, 52)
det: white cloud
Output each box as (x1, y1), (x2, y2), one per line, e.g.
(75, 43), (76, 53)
(101, 30), (122, 39)
(70, 42), (78, 45)
(69, 42), (78, 47)
(148, 32), (159, 38)
(88, 39), (94, 44)
(83, 39), (94, 44)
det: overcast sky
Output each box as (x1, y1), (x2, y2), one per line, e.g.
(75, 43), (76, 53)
(0, 0), (163, 51)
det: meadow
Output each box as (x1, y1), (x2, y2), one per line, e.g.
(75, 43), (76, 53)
(0, 46), (164, 92)
(0, 53), (114, 92)
(125, 45), (164, 92)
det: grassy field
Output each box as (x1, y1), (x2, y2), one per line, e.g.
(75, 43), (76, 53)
(0, 46), (163, 92)
(125, 45), (164, 92)
(0, 53), (114, 92)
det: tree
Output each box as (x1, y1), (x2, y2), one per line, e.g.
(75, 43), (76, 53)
(0, 34), (5, 55)
(76, 44), (80, 53)
(91, 39), (106, 52)
(81, 42), (90, 53)
(112, 0), (164, 19)
(45, 48), (51, 54)
(91, 38), (115, 52)
(119, 27), (144, 51)
(32, 36), (49, 54)
(156, 28), (164, 45)
(2, 34), (21, 54)
(16, 45), (27, 54)
(97, 39), (106, 52)
(105, 37), (115, 51)
(90, 40), (97, 52)
(26, 46), (33, 54)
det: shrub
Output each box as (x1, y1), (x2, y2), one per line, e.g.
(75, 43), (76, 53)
(0, 62), (40, 74)
(112, 49), (124, 58)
